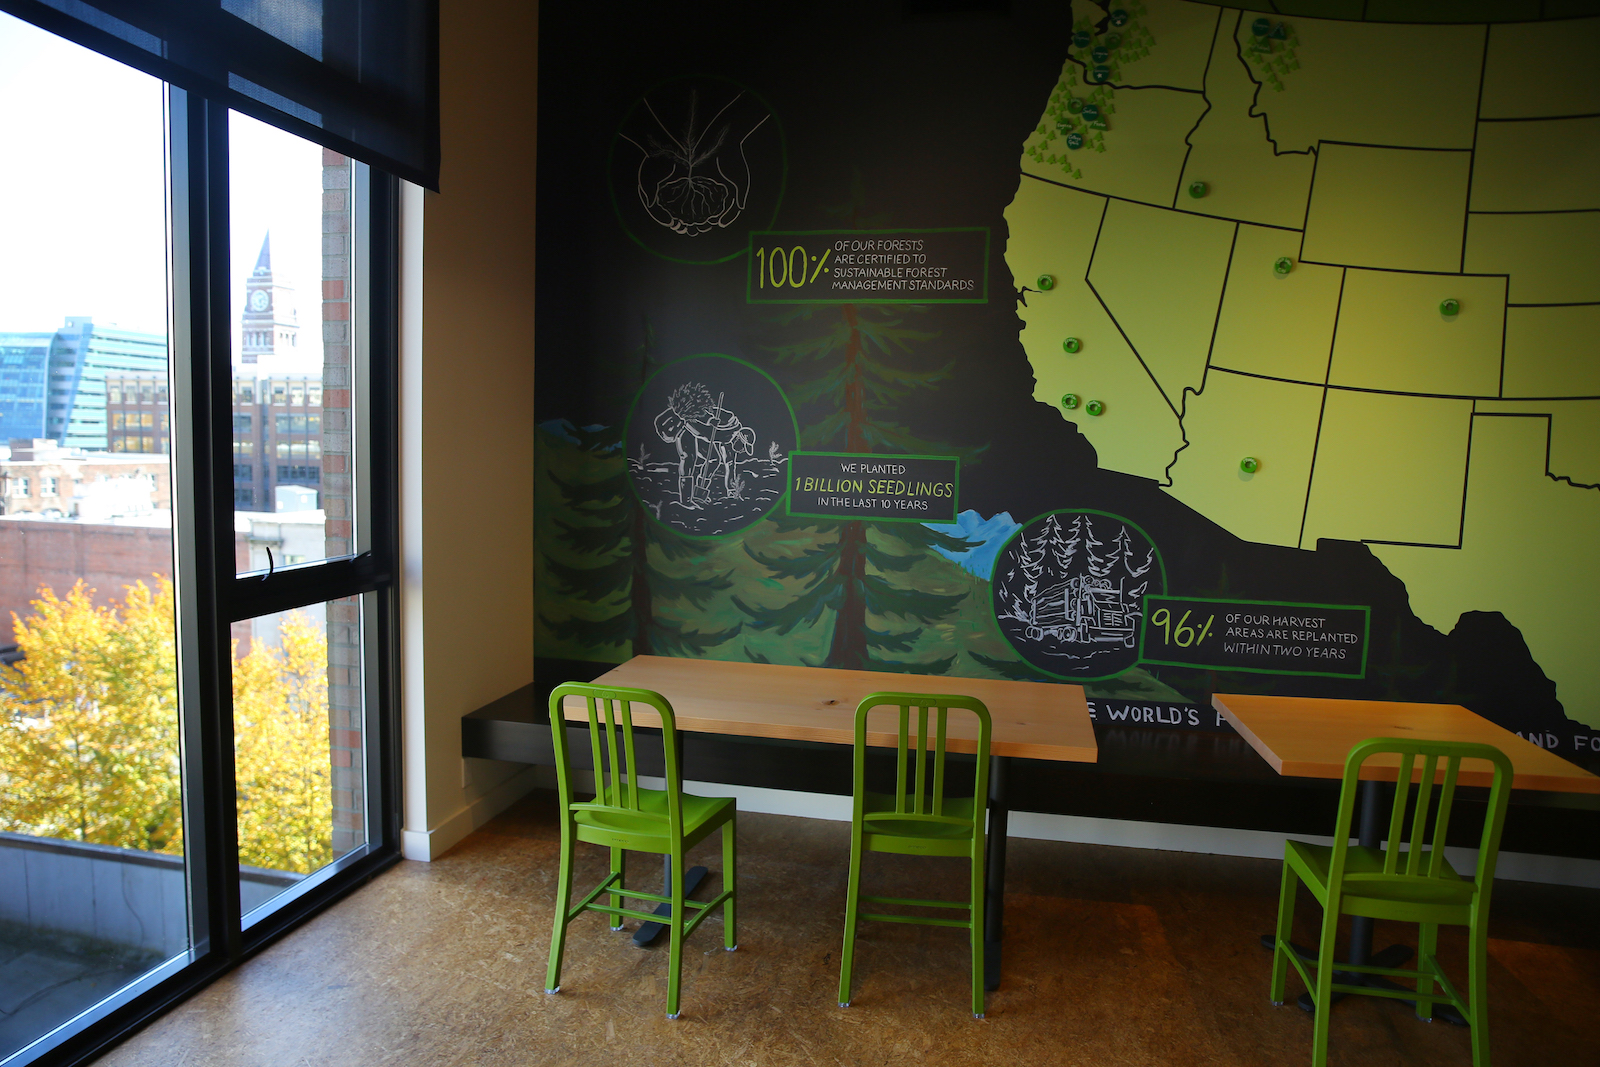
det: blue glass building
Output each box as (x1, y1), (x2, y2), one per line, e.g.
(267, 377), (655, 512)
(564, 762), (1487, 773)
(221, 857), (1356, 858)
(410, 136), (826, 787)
(0, 331), (51, 440)
(0, 317), (169, 449)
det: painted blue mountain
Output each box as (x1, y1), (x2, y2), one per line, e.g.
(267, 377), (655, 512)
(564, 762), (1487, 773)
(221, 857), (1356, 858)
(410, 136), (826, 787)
(922, 510), (1020, 580)
(537, 418), (623, 452)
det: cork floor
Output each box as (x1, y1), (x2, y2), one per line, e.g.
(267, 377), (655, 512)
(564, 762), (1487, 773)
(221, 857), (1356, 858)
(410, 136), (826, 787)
(96, 791), (1600, 1067)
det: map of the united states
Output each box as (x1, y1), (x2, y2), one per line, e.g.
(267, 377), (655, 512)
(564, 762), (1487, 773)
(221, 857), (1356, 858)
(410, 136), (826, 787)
(1005, 2), (1600, 727)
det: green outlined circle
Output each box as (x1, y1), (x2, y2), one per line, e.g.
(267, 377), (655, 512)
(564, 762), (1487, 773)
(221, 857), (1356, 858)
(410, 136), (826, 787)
(607, 75), (788, 266)
(989, 508), (1168, 682)
(623, 353), (798, 540)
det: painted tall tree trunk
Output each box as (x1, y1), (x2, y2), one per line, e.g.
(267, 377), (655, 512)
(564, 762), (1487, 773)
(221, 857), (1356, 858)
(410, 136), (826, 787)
(629, 504), (654, 656)
(828, 303), (869, 670)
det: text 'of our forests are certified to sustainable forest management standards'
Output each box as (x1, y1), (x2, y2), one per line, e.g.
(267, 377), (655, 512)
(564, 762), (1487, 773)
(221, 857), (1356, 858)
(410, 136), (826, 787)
(1139, 596), (1371, 679)
(747, 228), (988, 304)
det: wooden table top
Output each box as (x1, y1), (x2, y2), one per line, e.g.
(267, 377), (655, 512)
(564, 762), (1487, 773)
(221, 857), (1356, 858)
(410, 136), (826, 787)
(564, 656), (1098, 763)
(1212, 693), (1600, 794)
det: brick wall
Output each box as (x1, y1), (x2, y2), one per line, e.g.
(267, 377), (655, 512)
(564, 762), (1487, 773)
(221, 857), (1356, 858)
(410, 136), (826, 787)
(0, 521), (173, 638)
(322, 150), (364, 855)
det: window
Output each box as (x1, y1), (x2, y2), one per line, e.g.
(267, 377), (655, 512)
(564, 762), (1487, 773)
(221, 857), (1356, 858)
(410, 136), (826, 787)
(0, 12), (403, 1067)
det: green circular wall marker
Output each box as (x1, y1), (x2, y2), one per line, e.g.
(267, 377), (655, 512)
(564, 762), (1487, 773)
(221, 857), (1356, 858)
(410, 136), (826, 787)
(1067, 97), (1085, 114)
(1085, 399), (1105, 416)
(1111, 9), (1129, 27)
(1440, 298), (1460, 316)
(1240, 456), (1259, 474)
(1274, 256), (1294, 276)
(1073, 31), (1091, 48)
(1188, 180), (1208, 199)
(1036, 274), (1056, 291)
(1251, 17), (1272, 36)
(1106, 33), (1122, 49)
(1083, 104), (1101, 122)
(1063, 336), (1082, 354)
(1061, 393), (1080, 410)
(1092, 46), (1110, 63)
(1093, 65), (1111, 82)
(1066, 131), (1085, 149)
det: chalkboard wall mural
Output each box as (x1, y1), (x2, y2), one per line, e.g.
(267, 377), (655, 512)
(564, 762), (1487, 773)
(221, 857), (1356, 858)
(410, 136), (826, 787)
(536, 0), (1600, 764)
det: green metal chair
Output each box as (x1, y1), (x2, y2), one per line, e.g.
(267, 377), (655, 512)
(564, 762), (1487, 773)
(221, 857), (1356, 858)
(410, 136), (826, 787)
(544, 682), (737, 1019)
(838, 691), (991, 1018)
(1270, 737), (1513, 1067)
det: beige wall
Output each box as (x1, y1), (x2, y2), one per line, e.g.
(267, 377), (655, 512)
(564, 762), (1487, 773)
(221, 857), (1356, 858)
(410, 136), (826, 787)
(401, 0), (539, 860)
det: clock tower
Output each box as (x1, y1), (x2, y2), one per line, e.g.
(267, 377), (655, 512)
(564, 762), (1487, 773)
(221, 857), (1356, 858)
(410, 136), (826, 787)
(240, 231), (299, 365)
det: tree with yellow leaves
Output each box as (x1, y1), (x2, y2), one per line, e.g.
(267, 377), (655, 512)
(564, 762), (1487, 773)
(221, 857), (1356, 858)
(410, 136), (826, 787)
(0, 581), (335, 875)
(0, 579), (183, 853)
(232, 611), (332, 874)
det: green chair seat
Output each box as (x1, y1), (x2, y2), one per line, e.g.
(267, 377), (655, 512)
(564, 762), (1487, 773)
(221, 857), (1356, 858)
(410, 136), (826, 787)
(1286, 840), (1477, 921)
(545, 683), (737, 1020)
(1269, 736), (1512, 1067)
(573, 788), (734, 850)
(839, 693), (991, 1018)
(860, 791), (978, 855)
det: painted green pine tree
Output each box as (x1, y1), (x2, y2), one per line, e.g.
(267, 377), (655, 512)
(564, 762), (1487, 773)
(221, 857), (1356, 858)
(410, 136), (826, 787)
(539, 440), (741, 657)
(735, 180), (980, 673)
(537, 323), (740, 659)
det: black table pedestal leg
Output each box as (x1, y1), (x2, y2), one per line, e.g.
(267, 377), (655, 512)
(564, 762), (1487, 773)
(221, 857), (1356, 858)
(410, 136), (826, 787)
(984, 754), (1009, 993)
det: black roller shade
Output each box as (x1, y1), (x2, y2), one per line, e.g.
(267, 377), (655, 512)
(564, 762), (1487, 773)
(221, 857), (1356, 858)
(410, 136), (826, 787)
(0, 0), (439, 190)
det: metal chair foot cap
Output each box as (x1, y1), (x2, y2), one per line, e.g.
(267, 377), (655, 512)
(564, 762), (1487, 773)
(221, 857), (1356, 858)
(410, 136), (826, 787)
(545, 987), (560, 995)
(610, 925), (625, 931)
(973, 1013), (985, 1020)
(667, 1012), (680, 1020)
(839, 1002), (850, 1008)
(726, 944), (738, 952)
(1271, 1000), (1283, 1007)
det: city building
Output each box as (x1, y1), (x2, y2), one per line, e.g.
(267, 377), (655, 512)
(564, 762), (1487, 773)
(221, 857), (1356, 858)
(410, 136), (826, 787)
(44, 316), (168, 449)
(231, 372), (323, 510)
(0, 437), (170, 518)
(0, 331), (51, 440)
(240, 231), (299, 365)
(105, 371), (171, 453)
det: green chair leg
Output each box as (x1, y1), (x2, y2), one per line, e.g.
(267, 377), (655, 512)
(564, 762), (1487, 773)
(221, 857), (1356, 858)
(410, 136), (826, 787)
(666, 847), (687, 1019)
(545, 825), (576, 994)
(1416, 922), (1439, 1021)
(609, 847), (626, 930)
(1310, 897), (1342, 1067)
(838, 822), (864, 1007)
(1270, 862), (1298, 1005)
(723, 817), (739, 950)
(970, 847), (986, 1019)
(1468, 918), (1491, 1066)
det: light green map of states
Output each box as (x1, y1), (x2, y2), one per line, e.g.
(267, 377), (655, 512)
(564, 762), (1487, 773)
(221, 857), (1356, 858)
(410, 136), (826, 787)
(1005, 177), (1183, 482)
(1007, 7), (1600, 726)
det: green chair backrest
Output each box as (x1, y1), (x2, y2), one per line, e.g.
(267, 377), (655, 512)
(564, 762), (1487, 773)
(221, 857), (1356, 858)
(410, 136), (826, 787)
(854, 692), (992, 829)
(548, 682), (683, 837)
(1328, 737), (1513, 897)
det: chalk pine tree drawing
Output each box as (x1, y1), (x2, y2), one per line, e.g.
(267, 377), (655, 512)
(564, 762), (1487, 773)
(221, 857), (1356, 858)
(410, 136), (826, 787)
(736, 180), (979, 672)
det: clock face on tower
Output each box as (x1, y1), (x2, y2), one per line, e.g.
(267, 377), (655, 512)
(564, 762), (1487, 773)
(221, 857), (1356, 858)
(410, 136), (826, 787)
(249, 290), (269, 312)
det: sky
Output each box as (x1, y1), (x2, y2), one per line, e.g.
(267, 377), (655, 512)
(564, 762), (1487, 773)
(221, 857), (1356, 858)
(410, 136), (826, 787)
(0, 12), (325, 370)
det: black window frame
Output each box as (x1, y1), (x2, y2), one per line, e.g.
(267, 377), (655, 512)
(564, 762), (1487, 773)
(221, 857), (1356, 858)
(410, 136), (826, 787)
(8, 83), (402, 1067)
